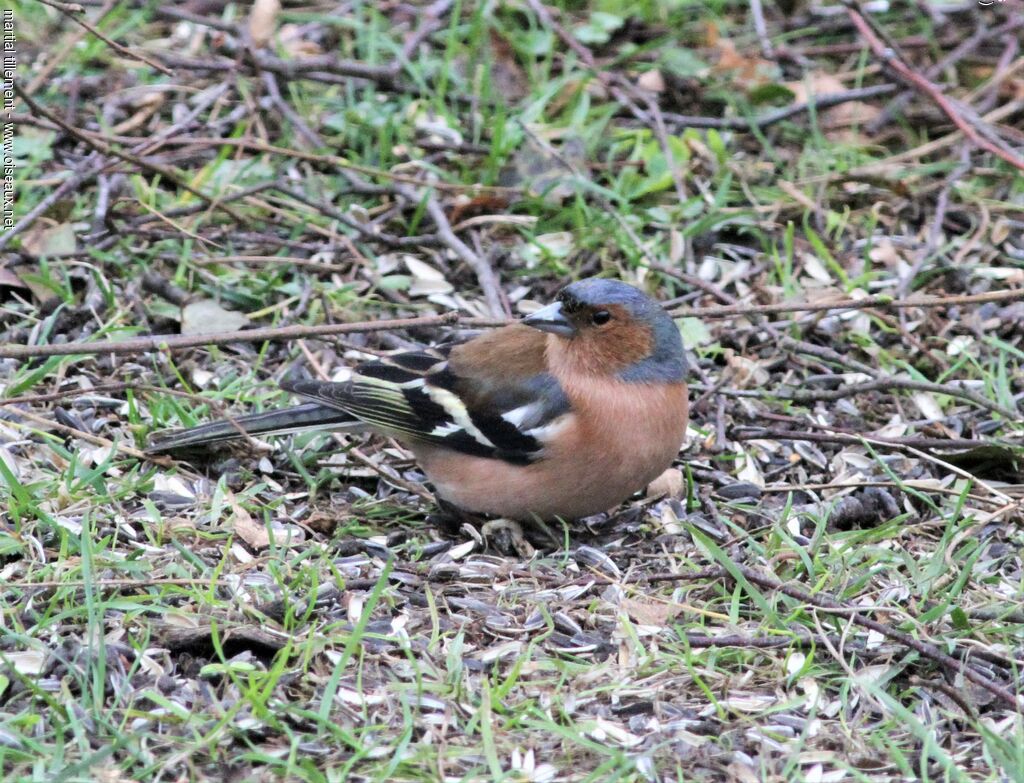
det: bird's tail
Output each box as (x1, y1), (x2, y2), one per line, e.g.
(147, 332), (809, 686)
(147, 403), (361, 454)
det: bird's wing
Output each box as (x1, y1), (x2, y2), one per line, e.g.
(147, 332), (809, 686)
(281, 328), (571, 464)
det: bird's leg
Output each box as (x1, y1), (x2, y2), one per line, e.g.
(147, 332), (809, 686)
(427, 497), (484, 536)
(480, 518), (535, 559)
(429, 499), (538, 558)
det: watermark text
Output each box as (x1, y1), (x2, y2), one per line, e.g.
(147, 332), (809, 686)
(1, 8), (14, 231)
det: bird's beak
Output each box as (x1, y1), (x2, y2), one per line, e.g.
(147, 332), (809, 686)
(522, 301), (575, 337)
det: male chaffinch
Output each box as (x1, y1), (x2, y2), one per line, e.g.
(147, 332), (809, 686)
(149, 278), (689, 520)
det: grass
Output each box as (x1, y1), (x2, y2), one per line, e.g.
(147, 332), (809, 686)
(2, 0), (1024, 780)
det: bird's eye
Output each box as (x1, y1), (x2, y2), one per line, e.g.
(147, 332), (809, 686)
(591, 310), (611, 326)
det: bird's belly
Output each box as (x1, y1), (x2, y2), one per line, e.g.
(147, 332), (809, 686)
(413, 387), (687, 520)
(419, 454), (653, 520)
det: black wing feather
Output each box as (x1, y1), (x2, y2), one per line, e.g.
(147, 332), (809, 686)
(281, 348), (570, 464)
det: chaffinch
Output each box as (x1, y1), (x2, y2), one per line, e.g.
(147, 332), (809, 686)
(149, 278), (689, 520)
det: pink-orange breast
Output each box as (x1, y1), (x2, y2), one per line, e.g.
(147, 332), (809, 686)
(412, 380), (689, 520)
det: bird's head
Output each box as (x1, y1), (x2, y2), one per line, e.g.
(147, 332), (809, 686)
(523, 278), (687, 382)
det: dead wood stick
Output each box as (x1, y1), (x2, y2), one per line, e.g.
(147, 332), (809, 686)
(4, 288), (1024, 360)
(843, 1), (1024, 173)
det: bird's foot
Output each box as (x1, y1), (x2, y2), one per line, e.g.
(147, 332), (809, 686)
(426, 498), (481, 536)
(481, 518), (535, 559)
(428, 500), (539, 557)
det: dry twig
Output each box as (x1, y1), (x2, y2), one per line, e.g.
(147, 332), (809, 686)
(37, 0), (173, 75)
(5, 288), (1023, 360)
(843, 1), (1024, 172)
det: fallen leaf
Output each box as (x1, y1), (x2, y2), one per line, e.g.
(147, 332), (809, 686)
(713, 39), (776, 89)
(647, 467), (684, 499)
(110, 91), (165, 135)
(974, 266), (1024, 283)
(517, 231), (575, 268)
(801, 252), (834, 284)
(3, 649), (46, 675)
(719, 692), (778, 712)
(505, 132), (587, 204)
(785, 72), (881, 142)
(946, 335), (974, 356)
(736, 447), (765, 487)
(230, 495), (270, 549)
(621, 597), (681, 626)
(90, 765), (141, 783)
(0, 266), (28, 294)
(413, 110), (463, 145)
(786, 651), (806, 676)
(248, 0), (280, 48)
(278, 23), (322, 57)
(404, 256), (454, 297)
(677, 316), (713, 348)
(912, 391), (944, 421)
(180, 299), (250, 335)
(588, 716), (642, 747)
(991, 218), (1011, 245)
(20, 218), (76, 257)
(488, 30), (528, 102)
(852, 663), (894, 688)
(868, 239), (904, 268)
(636, 69), (665, 93)
(723, 350), (770, 388)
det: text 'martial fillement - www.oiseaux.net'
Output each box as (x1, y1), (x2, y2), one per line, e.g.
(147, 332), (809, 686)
(1, 8), (14, 230)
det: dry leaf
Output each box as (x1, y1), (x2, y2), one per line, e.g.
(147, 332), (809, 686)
(974, 266), (1024, 283)
(20, 218), (76, 257)
(801, 252), (834, 284)
(713, 39), (775, 89)
(507, 132), (587, 204)
(646, 467), (684, 499)
(991, 218), (1011, 245)
(248, 0), (280, 48)
(946, 335), (974, 356)
(736, 447), (765, 487)
(413, 111), (463, 145)
(726, 761), (761, 783)
(278, 23), (322, 57)
(853, 664), (893, 688)
(180, 299), (250, 335)
(488, 29), (528, 102)
(719, 692), (778, 712)
(3, 650), (47, 675)
(230, 495), (270, 549)
(723, 350), (770, 388)
(589, 717), (643, 747)
(637, 69), (665, 93)
(110, 91), (165, 135)
(0, 266), (28, 293)
(786, 651), (806, 676)
(90, 766), (140, 783)
(786, 72), (880, 141)
(868, 238), (904, 268)
(404, 256), (454, 297)
(912, 392), (944, 421)
(621, 597), (681, 626)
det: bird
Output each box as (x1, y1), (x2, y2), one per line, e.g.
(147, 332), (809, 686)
(148, 278), (689, 521)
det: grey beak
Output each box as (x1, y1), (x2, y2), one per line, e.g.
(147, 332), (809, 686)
(522, 301), (575, 337)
